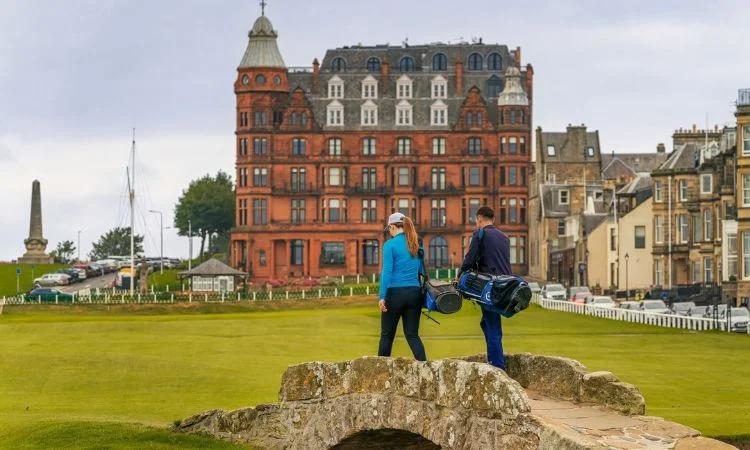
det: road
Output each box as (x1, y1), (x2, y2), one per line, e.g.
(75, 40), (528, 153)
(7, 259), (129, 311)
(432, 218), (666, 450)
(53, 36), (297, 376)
(58, 274), (117, 294)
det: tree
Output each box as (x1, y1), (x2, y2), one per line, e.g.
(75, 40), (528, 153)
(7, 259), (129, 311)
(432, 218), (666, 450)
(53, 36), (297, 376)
(89, 227), (144, 261)
(174, 171), (234, 260)
(50, 240), (76, 264)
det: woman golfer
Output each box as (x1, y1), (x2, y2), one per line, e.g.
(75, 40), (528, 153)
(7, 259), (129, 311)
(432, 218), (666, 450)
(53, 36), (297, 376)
(377, 212), (426, 361)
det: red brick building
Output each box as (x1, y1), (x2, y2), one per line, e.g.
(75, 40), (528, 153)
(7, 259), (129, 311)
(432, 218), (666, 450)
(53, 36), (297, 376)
(230, 13), (533, 281)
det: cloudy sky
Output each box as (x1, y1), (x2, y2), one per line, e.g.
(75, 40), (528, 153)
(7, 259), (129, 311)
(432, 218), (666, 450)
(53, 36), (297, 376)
(1, 0), (748, 262)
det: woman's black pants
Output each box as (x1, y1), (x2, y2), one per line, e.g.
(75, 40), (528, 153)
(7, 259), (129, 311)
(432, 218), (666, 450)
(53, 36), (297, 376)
(378, 286), (426, 361)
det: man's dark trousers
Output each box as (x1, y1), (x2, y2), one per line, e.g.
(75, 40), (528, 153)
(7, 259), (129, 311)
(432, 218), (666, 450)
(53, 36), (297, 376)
(480, 307), (505, 369)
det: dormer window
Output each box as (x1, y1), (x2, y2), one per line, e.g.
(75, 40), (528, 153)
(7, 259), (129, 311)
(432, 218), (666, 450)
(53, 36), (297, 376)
(559, 190), (570, 205)
(366, 57), (381, 73)
(430, 100), (447, 126)
(362, 75), (378, 99)
(361, 100), (378, 126)
(397, 75), (413, 99)
(468, 53), (483, 71)
(547, 145), (556, 156)
(327, 100), (344, 126)
(488, 53), (503, 71)
(432, 53), (448, 71)
(431, 76), (447, 99)
(396, 100), (413, 126)
(586, 146), (595, 157)
(331, 57), (346, 72)
(328, 76), (344, 99)
(399, 56), (416, 72)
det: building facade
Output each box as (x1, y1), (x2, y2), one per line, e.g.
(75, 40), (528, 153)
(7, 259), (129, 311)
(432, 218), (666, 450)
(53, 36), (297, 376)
(734, 89), (750, 302)
(230, 13), (533, 281)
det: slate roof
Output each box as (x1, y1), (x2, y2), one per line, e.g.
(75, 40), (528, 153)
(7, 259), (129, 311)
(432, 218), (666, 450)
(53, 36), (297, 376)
(601, 153), (667, 180)
(617, 173), (653, 196)
(540, 185), (607, 218)
(238, 15), (286, 69)
(179, 259), (248, 279)
(538, 128), (601, 164)
(655, 143), (700, 172)
(583, 214), (608, 236)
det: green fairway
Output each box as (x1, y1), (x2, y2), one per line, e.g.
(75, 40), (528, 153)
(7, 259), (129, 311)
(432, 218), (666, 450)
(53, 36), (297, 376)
(0, 263), (67, 296)
(1, 299), (748, 449)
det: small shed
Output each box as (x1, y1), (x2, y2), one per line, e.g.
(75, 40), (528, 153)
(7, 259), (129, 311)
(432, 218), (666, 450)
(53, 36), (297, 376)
(178, 259), (248, 292)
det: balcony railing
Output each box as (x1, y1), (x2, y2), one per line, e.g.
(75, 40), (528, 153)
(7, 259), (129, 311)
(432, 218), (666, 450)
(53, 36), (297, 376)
(288, 66), (313, 73)
(739, 88), (750, 106)
(415, 183), (465, 195)
(271, 183), (320, 195)
(345, 184), (393, 195)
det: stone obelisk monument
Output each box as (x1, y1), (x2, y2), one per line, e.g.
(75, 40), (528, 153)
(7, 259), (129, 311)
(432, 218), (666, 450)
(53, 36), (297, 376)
(19, 180), (53, 264)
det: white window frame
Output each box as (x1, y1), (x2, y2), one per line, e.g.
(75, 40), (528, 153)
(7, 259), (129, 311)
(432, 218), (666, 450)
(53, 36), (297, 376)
(361, 75), (378, 99)
(700, 174), (712, 195)
(743, 174), (750, 207)
(743, 125), (750, 156)
(654, 259), (662, 286)
(704, 257), (712, 283)
(432, 137), (446, 155)
(559, 189), (569, 205)
(546, 173), (556, 184)
(744, 232), (750, 280)
(430, 100), (448, 126)
(679, 180), (688, 202)
(327, 100), (344, 127)
(328, 168), (342, 186)
(693, 260), (701, 283)
(728, 233), (738, 278)
(654, 181), (663, 202)
(431, 75), (447, 99)
(704, 209), (713, 241)
(396, 75), (413, 99)
(396, 100), (413, 126)
(680, 214), (688, 243)
(547, 145), (556, 156)
(328, 75), (344, 99)
(655, 216), (664, 244)
(360, 100), (378, 126)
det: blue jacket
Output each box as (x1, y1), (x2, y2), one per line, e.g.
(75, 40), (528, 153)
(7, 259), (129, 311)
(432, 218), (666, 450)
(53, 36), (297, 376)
(459, 225), (512, 276)
(379, 233), (421, 300)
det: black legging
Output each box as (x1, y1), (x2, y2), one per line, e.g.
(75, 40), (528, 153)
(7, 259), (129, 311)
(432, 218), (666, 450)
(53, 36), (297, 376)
(378, 286), (426, 361)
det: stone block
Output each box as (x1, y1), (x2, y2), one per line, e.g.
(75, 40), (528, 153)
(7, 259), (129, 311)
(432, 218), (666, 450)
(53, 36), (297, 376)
(506, 353), (588, 401)
(279, 362), (325, 401)
(580, 371), (645, 415)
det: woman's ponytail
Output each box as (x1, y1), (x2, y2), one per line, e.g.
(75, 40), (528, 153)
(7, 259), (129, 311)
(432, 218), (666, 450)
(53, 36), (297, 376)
(402, 217), (419, 257)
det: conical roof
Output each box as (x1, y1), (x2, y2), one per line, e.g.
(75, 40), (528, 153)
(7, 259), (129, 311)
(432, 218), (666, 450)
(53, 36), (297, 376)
(238, 15), (286, 69)
(497, 66), (528, 106)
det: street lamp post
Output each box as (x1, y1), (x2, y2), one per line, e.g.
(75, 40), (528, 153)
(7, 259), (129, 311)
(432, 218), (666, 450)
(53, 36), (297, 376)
(149, 210), (164, 274)
(77, 230), (82, 262)
(625, 253), (630, 301)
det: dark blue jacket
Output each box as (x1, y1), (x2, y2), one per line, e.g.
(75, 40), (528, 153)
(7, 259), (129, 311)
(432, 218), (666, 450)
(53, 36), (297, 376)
(460, 225), (512, 276)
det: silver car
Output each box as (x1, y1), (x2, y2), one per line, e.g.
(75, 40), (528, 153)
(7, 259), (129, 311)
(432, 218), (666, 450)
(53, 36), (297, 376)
(640, 300), (670, 314)
(729, 308), (749, 333)
(542, 283), (566, 301)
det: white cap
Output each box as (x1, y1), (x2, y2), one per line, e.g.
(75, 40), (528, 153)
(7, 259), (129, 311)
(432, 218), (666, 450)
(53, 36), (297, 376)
(385, 212), (406, 231)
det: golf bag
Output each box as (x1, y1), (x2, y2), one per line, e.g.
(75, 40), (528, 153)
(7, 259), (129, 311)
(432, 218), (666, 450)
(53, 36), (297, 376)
(418, 243), (462, 315)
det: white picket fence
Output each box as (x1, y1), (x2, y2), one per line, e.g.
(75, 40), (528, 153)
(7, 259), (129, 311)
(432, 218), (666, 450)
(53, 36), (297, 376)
(532, 295), (738, 332)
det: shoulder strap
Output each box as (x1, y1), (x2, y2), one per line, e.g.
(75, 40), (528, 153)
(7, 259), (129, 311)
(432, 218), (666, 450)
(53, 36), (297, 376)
(472, 228), (485, 269)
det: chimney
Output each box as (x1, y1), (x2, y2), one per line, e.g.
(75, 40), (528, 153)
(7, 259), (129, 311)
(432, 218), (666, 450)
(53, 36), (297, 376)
(657, 143), (666, 153)
(692, 124), (697, 133)
(312, 58), (320, 94)
(456, 61), (463, 95)
(381, 57), (389, 94)
(515, 46), (521, 65)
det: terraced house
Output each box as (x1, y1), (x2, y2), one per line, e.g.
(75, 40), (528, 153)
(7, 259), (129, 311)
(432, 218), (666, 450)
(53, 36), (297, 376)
(230, 12), (533, 281)
(734, 89), (750, 303)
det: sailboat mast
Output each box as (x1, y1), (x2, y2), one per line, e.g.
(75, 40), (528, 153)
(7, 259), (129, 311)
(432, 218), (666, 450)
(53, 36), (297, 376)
(130, 128), (136, 297)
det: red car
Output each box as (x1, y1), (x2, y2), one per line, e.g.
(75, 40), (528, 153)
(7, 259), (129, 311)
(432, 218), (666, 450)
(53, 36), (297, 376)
(571, 291), (592, 304)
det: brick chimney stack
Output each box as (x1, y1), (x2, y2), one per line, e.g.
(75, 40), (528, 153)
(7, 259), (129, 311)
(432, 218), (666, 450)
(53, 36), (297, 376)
(657, 143), (666, 153)
(312, 58), (320, 94)
(456, 61), (463, 95)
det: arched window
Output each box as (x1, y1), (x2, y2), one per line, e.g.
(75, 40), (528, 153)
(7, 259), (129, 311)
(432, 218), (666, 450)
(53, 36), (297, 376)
(290, 112), (297, 127)
(429, 236), (449, 268)
(432, 53), (447, 71)
(468, 53), (483, 71)
(488, 53), (502, 70)
(399, 56), (416, 72)
(301, 112), (308, 127)
(486, 75), (503, 98)
(366, 57), (381, 73)
(331, 57), (346, 72)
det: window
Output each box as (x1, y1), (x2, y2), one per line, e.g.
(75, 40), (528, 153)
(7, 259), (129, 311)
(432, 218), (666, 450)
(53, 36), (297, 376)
(432, 53), (447, 71)
(634, 226), (646, 249)
(704, 258), (712, 282)
(272, 111), (283, 126)
(586, 147), (595, 158)
(321, 242), (345, 265)
(520, 137), (526, 154)
(510, 110), (517, 124)
(239, 112), (248, 127)
(331, 57), (346, 72)
(546, 173), (556, 184)
(291, 199), (306, 224)
(327, 138), (343, 156)
(693, 261), (701, 283)
(654, 259), (663, 286)
(520, 199), (526, 224)
(519, 237), (526, 264)
(468, 137), (482, 155)
(292, 138), (306, 155)
(327, 167), (344, 186)
(728, 233), (738, 278)
(327, 101), (344, 126)
(326, 199), (342, 223)
(238, 198), (248, 226)
(432, 137), (446, 155)
(468, 198), (480, 224)
(397, 138), (412, 155)
(431, 199), (447, 227)
(328, 76), (344, 99)
(361, 101), (378, 126)
(547, 145), (556, 156)
(397, 76), (413, 99)
(366, 57), (381, 73)
(397, 198), (409, 216)
(291, 240), (304, 265)
(487, 53), (502, 70)
(239, 168), (248, 187)
(701, 174), (712, 195)
(239, 138), (248, 156)
(743, 174), (750, 207)
(744, 125), (750, 155)
(399, 56), (416, 72)
(560, 219), (567, 237)
(679, 214), (688, 243)
(398, 167), (410, 186)
(679, 180), (688, 202)
(655, 216), (664, 243)
(429, 236), (448, 267)
(610, 228), (616, 250)
(431, 76), (447, 98)
(744, 233), (750, 279)
(509, 199), (518, 224)
(362, 76), (378, 99)
(468, 53), (483, 70)
(362, 138), (376, 155)
(431, 100), (447, 126)
(254, 111), (267, 127)
(704, 209), (713, 241)
(654, 181), (662, 202)
(509, 167), (518, 186)
(291, 111), (297, 126)
(486, 75), (503, 98)
(362, 167), (377, 190)
(362, 199), (377, 223)
(252, 199), (267, 225)
(468, 167), (481, 186)
(521, 167), (527, 186)
(500, 137), (506, 154)
(253, 168), (268, 186)
(431, 167), (446, 190)
(396, 101), (413, 125)
(559, 190), (569, 205)
(499, 167), (506, 186)
(363, 240), (379, 265)
(259, 250), (266, 266)
(301, 112), (308, 127)
(509, 236), (517, 264)
(509, 137), (518, 154)
(253, 137), (267, 155)
(290, 168), (306, 192)
(693, 213), (702, 243)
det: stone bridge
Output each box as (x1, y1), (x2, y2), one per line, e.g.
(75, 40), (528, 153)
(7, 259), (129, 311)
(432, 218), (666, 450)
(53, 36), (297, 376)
(175, 354), (733, 449)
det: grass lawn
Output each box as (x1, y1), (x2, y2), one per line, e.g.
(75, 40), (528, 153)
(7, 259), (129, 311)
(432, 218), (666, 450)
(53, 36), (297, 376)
(0, 263), (67, 296)
(1, 299), (749, 449)
(147, 269), (182, 290)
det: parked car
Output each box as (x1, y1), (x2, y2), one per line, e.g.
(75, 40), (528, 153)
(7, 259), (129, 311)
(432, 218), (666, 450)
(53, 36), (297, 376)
(25, 288), (74, 302)
(690, 306), (708, 318)
(586, 296), (617, 308)
(527, 282), (542, 295)
(640, 300), (670, 314)
(73, 264), (99, 278)
(57, 269), (80, 284)
(71, 268), (87, 281)
(33, 273), (71, 287)
(541, 283), (566, 301)
(729, 308), (749, 333)
(618, 301), (640, 310)
(89, 264), (106, 276)
(568, 286), (590, 300)
(571, 290), (592, 304)
(671, 301), (696, 316)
